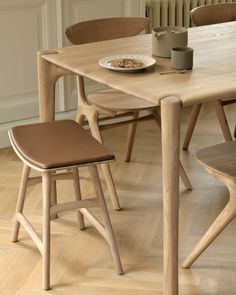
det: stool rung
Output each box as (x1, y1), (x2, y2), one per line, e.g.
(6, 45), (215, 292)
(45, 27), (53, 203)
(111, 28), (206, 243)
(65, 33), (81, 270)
(50, 198), (99, 217)
(16, 213), (43, 254)
(80, 208), (108, 241)
(51, 172), (74, 181)
(27, 172), (75, 187)
(27, 176), (42, 186)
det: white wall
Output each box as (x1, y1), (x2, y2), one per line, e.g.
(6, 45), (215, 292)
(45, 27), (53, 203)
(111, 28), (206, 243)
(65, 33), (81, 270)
(0, 0), (145, 148)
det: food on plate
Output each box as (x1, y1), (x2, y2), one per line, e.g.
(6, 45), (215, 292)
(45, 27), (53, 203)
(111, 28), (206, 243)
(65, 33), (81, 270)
(108, 58), (143, 68)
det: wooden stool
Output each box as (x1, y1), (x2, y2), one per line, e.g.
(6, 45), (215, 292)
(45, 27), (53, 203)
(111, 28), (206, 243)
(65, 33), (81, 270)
(182, 141), (236, 268)
(9, 120), (123, 290)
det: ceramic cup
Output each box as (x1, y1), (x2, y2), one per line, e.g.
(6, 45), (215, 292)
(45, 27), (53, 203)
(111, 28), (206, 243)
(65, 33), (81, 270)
(152, 26), (188, 58)
(171, 47), (193, 70)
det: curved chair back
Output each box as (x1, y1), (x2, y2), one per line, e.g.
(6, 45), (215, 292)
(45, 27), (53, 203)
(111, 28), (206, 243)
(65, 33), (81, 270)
(191, 3), (236, 26)
(65, 17), (149, 45)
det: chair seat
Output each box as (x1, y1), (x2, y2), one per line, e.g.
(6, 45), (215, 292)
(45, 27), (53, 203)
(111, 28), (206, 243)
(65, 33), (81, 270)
(196, 141), (236, 180)
(88, 89), (156, 112)
(9, 120), (114, 170)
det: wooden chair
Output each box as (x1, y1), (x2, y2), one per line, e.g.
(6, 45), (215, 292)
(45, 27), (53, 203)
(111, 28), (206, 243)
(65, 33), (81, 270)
(65, 17), (192, 192)
(183, 3), (236, 150)
(9, 120), (123, 290)
(182, 141), (236, 268)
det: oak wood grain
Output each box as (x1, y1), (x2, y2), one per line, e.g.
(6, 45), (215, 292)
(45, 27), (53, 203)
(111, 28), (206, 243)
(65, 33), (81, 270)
(42, 22), (236, 107)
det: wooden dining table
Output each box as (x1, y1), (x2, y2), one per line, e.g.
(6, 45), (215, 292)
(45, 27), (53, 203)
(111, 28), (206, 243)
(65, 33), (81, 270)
(37, 21), (236, 295)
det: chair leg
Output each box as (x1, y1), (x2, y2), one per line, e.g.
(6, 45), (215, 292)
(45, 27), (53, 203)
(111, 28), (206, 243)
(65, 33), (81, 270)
(124, 111), (139, 162)
(12, 164), (31, 242)
(234, 124), (236, 138)
(72, 168), (85, 230)
(76, 109), (85, 126)
(182, 199), (236, 268)
(88, 114), (121, 211)
(151, 109), (192, 190)
(213, 99), (232, 142)
(182, 104), (202, 150)
(179, 162), (192, 190)
(75, 75), (120, 210)
(88, 165), (123, 275)
(50, 180), (57, 220)
(42, 172), (51, 290)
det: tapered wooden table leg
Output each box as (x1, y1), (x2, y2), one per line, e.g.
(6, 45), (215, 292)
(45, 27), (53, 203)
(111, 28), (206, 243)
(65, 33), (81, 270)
(37, 51), (58, 122)
(161, 97), (181, 295)
(37, 51), (71, 122)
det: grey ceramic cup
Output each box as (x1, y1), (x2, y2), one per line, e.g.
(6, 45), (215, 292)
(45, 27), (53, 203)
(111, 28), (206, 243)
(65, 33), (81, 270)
(171, 47), (193, 70)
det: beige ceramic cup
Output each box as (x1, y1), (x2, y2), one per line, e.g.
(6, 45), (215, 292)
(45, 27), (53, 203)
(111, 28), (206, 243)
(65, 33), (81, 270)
(171, 47), (193, 70)
(152, 26), (188, 58)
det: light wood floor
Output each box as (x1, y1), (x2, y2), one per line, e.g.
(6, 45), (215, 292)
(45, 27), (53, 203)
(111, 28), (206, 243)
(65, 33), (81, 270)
(1, 103), (236, 295)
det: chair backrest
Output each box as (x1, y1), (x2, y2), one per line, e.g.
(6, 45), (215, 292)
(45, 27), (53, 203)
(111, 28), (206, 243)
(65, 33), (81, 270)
(191, 3), (236, 27)
(65, 17), (150, 45)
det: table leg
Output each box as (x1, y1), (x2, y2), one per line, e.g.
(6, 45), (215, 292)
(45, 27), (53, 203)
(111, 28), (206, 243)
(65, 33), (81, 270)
(37, 50), (71, 122)
(161, 97), (181, 295)
(37, 51), (58, 122)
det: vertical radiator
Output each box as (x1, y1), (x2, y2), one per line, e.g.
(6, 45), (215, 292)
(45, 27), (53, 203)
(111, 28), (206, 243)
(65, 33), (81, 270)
(146, 0), (236, 30)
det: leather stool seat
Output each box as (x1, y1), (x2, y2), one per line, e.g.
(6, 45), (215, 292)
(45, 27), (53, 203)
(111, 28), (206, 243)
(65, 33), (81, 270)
(9, 120), (114, 170)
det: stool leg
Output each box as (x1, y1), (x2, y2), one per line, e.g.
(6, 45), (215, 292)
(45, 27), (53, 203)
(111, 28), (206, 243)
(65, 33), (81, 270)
(42, 172), (51, 290)
(88, 165), (123, 275)
(72, 168), (85, 230)
(182, 199), (236, 268)
(12, 164), (31, 242)
(124, 111), (139, 162)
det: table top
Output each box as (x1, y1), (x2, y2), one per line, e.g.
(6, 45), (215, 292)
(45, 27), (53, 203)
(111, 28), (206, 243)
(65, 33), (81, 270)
(43, 22), (236, 107)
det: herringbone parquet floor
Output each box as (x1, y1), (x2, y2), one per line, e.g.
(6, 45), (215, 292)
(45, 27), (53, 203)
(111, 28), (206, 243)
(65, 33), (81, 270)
(1, 103), (236, 295)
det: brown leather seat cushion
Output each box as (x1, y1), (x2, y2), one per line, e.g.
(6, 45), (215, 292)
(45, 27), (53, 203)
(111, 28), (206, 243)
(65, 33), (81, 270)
(9, 120), (115, 169)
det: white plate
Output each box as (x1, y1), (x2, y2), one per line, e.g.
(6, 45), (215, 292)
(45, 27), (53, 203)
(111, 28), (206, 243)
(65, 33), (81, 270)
(99, 54), (156, 72)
